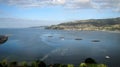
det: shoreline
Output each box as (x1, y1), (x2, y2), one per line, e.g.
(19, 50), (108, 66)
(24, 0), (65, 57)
(45, 28), (120, 33)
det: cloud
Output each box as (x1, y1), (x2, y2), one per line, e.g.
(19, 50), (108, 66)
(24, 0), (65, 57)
(0, 0), (66, 7)
(92, 0), (120, 11)
(52, 0), (66, 5)
(64, 0), (92, 9)
(0, 0), (120, 12)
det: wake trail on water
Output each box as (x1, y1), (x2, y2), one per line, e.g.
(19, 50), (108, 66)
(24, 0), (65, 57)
(40, 47), (68, 61)
(40, 48), (60, 61)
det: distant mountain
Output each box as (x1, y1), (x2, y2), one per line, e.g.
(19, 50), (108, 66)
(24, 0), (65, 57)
(45, 17), (120, 31)
(29, 26), (48, 29)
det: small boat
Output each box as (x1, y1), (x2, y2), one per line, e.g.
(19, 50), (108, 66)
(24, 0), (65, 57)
(48, 36), (53, 37)
(61, 38), (65, 40)
(92, 40), (100, 42)
(105, 56), (110, 59)
(59, 37), (64, 40)
(0, 35), (8, 44)
(75, 38), (82, 40)
(59, 36), (64, 38)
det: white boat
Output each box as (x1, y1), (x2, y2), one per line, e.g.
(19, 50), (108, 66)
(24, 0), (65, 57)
(60, 37), (64, 40)
(105, 56), (110, 59)
(61, 38), (64, 40)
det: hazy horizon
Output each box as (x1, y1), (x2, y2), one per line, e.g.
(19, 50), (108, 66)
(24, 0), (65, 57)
(0, 0), (120, 28)
(0, 17), (120, 28)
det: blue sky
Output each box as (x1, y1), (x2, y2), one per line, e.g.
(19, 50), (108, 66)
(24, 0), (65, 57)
(0, 0), (120, 28)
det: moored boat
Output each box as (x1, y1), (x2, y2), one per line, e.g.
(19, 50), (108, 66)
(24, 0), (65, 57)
(75, 38), (82, 40)
(48, 36), (53, 37)
(92, 40), (100, 42)
(105, 56), (110, 59)
(59, 37), (65, 40)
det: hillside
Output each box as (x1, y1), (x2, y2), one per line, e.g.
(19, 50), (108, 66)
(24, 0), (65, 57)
(45, 17), (120, 31)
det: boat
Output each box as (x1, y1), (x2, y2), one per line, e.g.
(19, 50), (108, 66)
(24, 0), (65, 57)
(48, 36), (53, 37)
(92, 40), (100, 42)
(59, 37), (64, 40)
(0, 35), (8, 44)
(105, 56), (110, 59)
(61, 38), (65, 40)
(59, 36), (64, 38)
(75, 38), (82, 40)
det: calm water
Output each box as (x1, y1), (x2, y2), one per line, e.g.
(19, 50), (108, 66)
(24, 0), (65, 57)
(0, 28), (120, 67)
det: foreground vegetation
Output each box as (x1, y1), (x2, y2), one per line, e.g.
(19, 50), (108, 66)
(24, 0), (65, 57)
(0, 58), (107, 67)
(46, 17), (120, 31)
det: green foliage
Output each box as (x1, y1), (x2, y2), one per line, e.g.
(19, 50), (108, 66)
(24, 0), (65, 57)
(9, 61), (18, 67)
(0, 59), (108, 67)
(80, 63), (87, 67)
(62, 64), (67, 67)
(68, 64), (74, 67)
(87, 64), (98, 67)
(80, 63), (107, 67)
(31, 61), (38, 67)
(21, 61), (28, 67)
(97, 64), (107, 67)
(1, 59), (8, 67)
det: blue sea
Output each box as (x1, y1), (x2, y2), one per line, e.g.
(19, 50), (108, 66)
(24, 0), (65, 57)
(0, 28), (120, 67)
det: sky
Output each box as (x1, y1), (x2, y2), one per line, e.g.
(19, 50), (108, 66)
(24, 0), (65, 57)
(0, 0), (120, 28)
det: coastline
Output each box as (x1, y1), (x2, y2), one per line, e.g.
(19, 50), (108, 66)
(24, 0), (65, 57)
(45, 28), (120, 33)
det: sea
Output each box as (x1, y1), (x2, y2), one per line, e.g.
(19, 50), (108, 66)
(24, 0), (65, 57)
(0, 28), (120, 67)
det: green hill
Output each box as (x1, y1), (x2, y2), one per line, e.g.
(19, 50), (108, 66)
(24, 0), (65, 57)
(46, 17), (120, 31)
